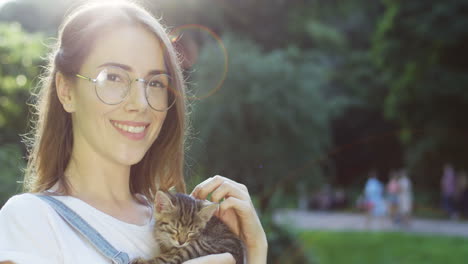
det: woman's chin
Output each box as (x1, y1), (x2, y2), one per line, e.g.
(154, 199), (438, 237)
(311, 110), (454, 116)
(116, 153), (146, 166)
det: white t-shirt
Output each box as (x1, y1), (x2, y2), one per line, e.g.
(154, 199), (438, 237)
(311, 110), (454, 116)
(0, 193), (159, 264)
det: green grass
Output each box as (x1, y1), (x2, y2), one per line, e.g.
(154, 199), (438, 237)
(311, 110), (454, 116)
(300, 230), (468, 264)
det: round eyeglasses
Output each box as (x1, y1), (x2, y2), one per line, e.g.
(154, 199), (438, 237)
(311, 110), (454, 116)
(75, 66), (176, 112)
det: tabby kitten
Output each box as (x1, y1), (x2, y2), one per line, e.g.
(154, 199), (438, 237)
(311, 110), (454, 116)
(131, 191), (244, 264)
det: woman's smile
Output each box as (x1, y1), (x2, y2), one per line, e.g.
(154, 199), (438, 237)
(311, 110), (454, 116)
(110, 120), (150, 141)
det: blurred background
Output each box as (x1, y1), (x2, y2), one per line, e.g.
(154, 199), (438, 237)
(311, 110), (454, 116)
(1, 0), (468, 263)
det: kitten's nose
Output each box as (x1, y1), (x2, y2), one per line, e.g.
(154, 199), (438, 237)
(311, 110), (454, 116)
(178, 238), (186, 245)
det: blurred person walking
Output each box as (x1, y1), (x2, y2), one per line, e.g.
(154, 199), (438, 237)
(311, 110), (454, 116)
(386, 171), (400, 224)
(364, 171), (386, 229)
(397, 169), (412, 227)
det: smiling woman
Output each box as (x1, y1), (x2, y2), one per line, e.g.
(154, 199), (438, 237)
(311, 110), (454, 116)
(0, 1), (267, 264)
(56, 24), (172, 166)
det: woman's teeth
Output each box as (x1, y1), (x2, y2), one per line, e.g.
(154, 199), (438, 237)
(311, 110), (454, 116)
(112, 122), (146, 133)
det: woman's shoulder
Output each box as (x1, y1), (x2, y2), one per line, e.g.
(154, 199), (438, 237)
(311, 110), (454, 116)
(0, 193), (61, 232)
(0, 193), (70, 230)
(0, 193), (49, 217)
(0, 193), (64, 263)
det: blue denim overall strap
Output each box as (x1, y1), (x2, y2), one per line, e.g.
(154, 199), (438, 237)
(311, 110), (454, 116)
(36, 194), (130, 264)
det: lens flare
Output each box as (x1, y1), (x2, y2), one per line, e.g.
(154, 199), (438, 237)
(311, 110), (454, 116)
(169, 24), (228, 101)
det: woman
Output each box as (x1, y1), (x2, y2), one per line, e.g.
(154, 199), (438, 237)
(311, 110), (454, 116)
(386, 172), (400, 224)
(397, 169), (412, 226)
(0, 1), (267, 263)
(364, 171), (386, 229)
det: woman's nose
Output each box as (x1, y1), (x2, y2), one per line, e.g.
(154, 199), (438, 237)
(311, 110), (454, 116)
(125, 78), (149, 110)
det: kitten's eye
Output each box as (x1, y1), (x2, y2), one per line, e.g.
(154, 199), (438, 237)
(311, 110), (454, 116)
(168, 229), (178, 235)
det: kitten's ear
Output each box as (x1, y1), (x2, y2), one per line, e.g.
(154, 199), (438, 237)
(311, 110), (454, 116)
(198, 202), (219, 222)
(155, 191), (175, 214)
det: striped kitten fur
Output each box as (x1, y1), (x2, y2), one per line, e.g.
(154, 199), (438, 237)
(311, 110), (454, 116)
(131, 191), (244, 264)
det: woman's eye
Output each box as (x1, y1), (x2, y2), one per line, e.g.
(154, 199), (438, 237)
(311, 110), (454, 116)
(107, 74), (122, 82)
(149, 80), (164, 88)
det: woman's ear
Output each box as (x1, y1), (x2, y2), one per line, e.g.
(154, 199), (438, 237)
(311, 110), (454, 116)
(56, 71), (75, 113)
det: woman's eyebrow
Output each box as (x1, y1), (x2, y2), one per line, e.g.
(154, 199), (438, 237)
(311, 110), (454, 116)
(98, 62), (132, 71)
(147, 69), (169, 76)
(97, 62), (168, 75)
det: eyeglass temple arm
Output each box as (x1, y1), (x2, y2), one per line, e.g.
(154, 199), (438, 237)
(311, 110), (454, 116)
(76, 74), (96, 83)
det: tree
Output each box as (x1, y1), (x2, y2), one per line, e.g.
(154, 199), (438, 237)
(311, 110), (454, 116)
(287, 0), (404, 186)
(0, 0), (72, 34)
(0, 22), (45, 206)
(186, 33), (343, 210)
(374, 0), (468, 187)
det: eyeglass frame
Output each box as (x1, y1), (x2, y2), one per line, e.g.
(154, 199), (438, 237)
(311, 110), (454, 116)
(74, 67), (177, 112)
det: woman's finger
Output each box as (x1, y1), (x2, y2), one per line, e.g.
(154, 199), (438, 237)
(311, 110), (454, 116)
(190, 177), (213, 196)
(190, 176), (218, 198)
(219, 196), (252, 218)
(192, 175), (246, 200)
(210, 180), (249, 203)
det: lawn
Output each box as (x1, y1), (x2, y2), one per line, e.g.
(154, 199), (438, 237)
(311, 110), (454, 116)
(300, 230), (468, 264)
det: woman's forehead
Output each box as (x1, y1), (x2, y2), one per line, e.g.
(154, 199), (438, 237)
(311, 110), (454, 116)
(81, 25), (166, 75)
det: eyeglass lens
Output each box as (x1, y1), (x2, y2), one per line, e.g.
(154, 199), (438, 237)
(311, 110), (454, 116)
(94, 66), (175, 111)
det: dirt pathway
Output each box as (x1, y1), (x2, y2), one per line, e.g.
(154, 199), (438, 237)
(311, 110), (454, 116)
(273, 209), (468, 237)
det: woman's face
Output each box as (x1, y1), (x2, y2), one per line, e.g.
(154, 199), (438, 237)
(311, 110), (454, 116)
(69, 25), (169, 166)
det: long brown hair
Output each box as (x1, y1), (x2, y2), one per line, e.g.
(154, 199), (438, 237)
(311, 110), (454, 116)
(22, 1), (189, 199)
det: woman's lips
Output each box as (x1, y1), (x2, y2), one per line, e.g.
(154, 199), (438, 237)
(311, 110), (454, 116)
(110, 120), (150, 141)
(111, 120), (150, 126)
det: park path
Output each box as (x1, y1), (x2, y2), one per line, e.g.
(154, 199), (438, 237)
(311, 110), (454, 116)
(273, 209), (468, 238)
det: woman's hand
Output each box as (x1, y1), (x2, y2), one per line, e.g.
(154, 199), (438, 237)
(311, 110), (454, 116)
(182, 253), (235, 264)
(191, 175), (268, 264)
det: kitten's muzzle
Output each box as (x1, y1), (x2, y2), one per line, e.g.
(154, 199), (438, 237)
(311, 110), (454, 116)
(178, 238), (186, 245)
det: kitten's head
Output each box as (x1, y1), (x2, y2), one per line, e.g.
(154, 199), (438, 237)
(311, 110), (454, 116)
(153, 191), (218, 249)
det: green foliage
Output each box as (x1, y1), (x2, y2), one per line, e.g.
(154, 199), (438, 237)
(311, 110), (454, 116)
(304, 21), (346, 49)
(215, 0), (294, 50)
(0, 22), (45, 143)
(0, 0), (71, 34)
(0, 22), (45, 206)
(187, 33), (344, 209)
(288, 0), (382, 50)
(373, 0), (468, 187)
(301, 230), (468, 264)
(0, 144), (25, 206)
(289, 0), (404, 184)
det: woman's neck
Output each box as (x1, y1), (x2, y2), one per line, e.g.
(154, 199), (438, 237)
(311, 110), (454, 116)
(64, 152), (134, 204)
